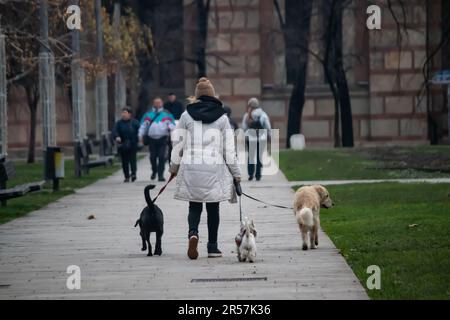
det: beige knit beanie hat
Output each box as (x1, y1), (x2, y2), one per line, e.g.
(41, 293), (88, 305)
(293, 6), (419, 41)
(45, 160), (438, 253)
(195, 77), (216, 98)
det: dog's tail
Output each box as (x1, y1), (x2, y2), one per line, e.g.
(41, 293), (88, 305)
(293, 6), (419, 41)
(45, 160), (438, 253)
(144, 185), (156, 209)
(134, 219), (140, 228)
(296, 208), (314, 228)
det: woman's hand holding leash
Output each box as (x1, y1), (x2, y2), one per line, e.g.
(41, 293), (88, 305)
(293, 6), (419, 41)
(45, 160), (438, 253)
(234, 178), (242, 197)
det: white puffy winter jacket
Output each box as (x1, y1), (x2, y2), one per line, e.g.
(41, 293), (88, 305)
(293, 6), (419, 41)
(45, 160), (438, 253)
(170, 111), (241, 203)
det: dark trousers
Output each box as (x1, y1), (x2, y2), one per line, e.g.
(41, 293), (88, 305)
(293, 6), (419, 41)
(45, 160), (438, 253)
(149, 137), (167, 179)
(246, 139), (262, 179)
(188, 202), (220, 244)
(120, 149), (137, 179)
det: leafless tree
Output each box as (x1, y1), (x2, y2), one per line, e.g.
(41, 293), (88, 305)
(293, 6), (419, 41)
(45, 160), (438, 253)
(274, 0), (313, 148)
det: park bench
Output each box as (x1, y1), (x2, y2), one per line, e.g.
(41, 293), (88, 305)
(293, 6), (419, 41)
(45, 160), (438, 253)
(76, 139), (114, 174)
(0, 157), (46, 206)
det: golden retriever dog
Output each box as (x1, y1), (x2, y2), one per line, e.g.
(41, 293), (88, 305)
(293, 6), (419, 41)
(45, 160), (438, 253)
(293, 185), (333, 250)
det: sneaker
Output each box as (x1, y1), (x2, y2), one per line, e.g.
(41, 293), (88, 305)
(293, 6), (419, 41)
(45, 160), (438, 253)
(207, 243), (223, 258)
(187, 235), (199, 260)
(256, 177), (261, 181)
(151, 173), (157, 180)
(131, 175), (137, 182)
(124, 178), (130, 183)
(248, 176), (254, 181)
(158, 177), (166, 182)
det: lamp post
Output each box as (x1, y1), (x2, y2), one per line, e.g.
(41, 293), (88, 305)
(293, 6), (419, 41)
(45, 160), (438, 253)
(0, 33), (7, 158)
(39, 0), (61, 191)
(70, 0), (87, 177)
(94, 0), (109, 156)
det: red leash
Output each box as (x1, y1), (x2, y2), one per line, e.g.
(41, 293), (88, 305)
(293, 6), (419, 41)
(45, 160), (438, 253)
(152, 174), (175, 203)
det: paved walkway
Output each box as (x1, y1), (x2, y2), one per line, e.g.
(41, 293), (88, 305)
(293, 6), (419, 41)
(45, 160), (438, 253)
(0, 159), (367, 300)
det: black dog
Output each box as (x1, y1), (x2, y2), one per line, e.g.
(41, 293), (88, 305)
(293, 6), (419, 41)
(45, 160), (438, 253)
(134, 185), (164, 256)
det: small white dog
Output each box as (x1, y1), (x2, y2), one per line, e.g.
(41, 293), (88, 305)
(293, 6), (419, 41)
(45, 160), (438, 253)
(235, 217), (257, 263)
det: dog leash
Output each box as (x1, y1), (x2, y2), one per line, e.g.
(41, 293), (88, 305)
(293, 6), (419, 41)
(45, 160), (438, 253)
(234, 181), (293, 211)
(152, 174), (175, 203)
(234, 181), (243, 222)
(242, 192), (293, 210)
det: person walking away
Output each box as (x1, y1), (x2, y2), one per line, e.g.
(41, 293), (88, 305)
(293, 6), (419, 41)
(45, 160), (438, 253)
(112, 107), (140, 183)
(242, 98), (271, 181)
(164, 93), (185, 120)
(164, 93), (185, 164)
(223, 105), (239, 130)
(139, 97), (176, 182)
(170, 78), (241, 259)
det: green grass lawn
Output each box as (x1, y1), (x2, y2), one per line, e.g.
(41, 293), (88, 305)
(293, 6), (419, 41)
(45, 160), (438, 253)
(0, 159), (121, 224)
(280, 147), (450, 181)
(297, 183), (450, 300)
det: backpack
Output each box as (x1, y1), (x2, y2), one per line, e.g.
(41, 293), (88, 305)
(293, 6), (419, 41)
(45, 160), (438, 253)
(248, 117), (264, 130)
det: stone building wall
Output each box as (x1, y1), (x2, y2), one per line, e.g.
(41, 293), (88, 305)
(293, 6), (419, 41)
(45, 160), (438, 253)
(366, 0), (443, 144)
(185, 0), (448, 147)
(7, 85), (73, 158)
(184, 0), (263, 119)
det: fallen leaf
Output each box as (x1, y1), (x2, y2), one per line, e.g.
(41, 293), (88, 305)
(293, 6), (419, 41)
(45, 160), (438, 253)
(87, 214), (96, 220)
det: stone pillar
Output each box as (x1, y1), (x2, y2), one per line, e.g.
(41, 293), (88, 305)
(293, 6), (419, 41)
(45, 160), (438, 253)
(0, 34), (6, 156)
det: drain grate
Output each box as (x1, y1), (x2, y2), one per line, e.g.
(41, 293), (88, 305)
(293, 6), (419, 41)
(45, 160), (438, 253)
(191, 277), (267, 283)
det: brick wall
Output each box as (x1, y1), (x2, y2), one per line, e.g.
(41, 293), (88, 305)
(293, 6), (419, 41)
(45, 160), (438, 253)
(184, 0), (262, 118)
(184, 0), (449, 147)
(7, 85), (73, 156)
(366, 0), (435, 143)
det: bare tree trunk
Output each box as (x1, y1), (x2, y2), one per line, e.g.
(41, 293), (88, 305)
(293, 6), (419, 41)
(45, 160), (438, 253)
(274, 0), (313, 148)
(322, 0), (353, 147)
(334, 0), (353, 147)
(196, 0), (211, 78)
(323, 0), (341, 147)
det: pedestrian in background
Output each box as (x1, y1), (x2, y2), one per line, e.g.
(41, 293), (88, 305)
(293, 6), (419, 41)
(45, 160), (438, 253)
(164, 93), (185, 164)
(139, 97), (176, 182)
(112, 107), (140, 183)
(164, 93), (185, 120)
(242, 98), (271, 181)
(223, 105), (239, 130)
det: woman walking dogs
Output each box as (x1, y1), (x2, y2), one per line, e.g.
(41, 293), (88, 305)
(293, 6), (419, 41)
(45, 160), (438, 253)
(169, 78), (241, 260)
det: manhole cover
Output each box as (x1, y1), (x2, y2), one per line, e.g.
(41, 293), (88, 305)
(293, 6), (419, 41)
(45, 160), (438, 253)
(191, 277), (267, 283)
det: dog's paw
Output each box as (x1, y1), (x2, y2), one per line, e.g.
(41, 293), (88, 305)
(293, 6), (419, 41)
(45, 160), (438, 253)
(141, 247), (147, 251)
(154, 249), (162, 256)
(310, 245), (317, 250)
(302, 244), (308, 251)
(147, 252), (153, 257)
(315, 240), (319, 246)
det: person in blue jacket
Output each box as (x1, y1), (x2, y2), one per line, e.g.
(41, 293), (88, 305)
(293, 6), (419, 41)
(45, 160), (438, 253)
(112, 107), (140, 183)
